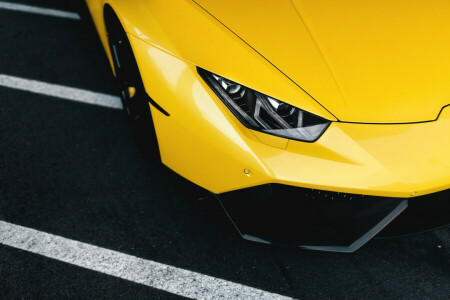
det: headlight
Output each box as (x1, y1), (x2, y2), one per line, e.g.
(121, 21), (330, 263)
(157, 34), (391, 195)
(198, 68), (330, 142)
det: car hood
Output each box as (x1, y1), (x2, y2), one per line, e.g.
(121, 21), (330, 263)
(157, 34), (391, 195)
(194, 0), (450, 123)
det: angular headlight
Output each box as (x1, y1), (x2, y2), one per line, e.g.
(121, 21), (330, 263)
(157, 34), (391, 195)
(198, 68), (331, 142)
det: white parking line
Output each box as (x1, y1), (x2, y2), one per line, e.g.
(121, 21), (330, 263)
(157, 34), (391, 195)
(0, 221), (293, 300)
(0, 74), (122, 109)
(0, 1), (80, 19)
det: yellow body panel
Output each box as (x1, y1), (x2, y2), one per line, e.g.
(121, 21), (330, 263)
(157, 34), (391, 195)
(86, 0), (336, 120)
(86, 0), (450, 197)
(195, 0), (450, 123)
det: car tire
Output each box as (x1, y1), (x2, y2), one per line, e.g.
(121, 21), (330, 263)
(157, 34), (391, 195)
(104, 6), (161, 161)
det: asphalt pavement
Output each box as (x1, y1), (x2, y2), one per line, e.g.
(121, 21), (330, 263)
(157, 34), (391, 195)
(0, 1), (449, 299)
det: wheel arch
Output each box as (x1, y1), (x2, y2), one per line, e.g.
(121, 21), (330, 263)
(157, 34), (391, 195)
(85, 0), (137, 75)
(102, 3), (123, 76)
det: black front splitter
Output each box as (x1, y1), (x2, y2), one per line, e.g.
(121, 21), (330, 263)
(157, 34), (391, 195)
(213, 185), (449, 253)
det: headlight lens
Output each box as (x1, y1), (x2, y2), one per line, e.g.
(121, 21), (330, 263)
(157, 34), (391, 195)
(198, 68), (331, 142)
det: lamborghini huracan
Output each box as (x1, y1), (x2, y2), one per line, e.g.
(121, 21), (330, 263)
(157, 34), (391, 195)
(86, 0), (450, 252)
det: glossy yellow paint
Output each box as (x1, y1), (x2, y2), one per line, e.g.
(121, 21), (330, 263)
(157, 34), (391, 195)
(86, 0), (450, 197)
(86, 0), (336, 120)
(195, 0), (450, 124)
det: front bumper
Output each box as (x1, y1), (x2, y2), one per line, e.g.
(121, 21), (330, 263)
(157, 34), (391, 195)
(215, 185), (450, 252)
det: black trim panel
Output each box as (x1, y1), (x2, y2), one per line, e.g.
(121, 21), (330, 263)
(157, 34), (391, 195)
(300, 200), (407, 253)
(145, 93), (170, 116)
(212, 184), (450, 252)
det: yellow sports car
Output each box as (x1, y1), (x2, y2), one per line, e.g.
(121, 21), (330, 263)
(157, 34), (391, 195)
(86, 0), (450, 252)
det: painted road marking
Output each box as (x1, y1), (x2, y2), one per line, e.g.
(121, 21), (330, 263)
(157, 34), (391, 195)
(0, 220), (293, 300)
(0, 1), (80, 20)
(0, 74), (122, 109)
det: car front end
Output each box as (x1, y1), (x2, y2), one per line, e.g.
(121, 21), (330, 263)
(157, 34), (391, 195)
(86, 0), (450, 252)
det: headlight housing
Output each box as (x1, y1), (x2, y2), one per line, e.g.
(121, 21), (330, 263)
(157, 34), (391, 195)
(198, 68), (330, 142)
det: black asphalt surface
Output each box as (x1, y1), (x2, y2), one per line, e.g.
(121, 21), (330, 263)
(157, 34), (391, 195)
(0, 1), (449, 299)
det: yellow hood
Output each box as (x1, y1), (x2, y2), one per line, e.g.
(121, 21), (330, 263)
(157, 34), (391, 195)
(195, 0), (450, 123)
